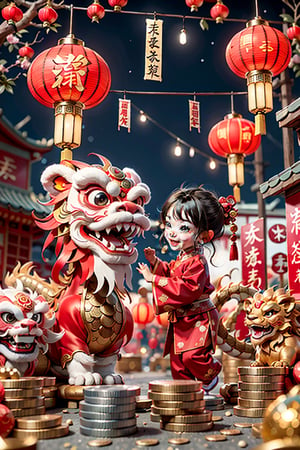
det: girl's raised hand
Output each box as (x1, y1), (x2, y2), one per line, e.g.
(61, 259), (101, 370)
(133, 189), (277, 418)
(144, 247), (156, 265)
(137, 262), (153, 283)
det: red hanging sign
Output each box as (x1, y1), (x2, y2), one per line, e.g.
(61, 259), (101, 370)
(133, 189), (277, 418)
(0, 149), (28, 189)
(268, 223), (286, 243)
(271, 252), (288, 275)
(118, 99), (131, 132)
(241, 218), (266, 290)
(286, 192), (300, 299)
(188, 100), (200, 132)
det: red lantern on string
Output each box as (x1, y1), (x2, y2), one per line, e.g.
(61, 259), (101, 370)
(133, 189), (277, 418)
(226, 17), (291, 135)
(38, 3), (58, 27)
(87, 1), (105, 22)
(208, 112), (261, 202)
(287, 24), (300, 43)
(108, 0), (128, 12)
(27, 34), (111, 160)
(1, 2), (23, 25)
(18, 44), (34, 60)
(210, 1), (229, 24)
(148, 337), (158, 350)
(185, 0), (204, 12)
(132, 301), (155, 328)
(156, 312), (169, 328)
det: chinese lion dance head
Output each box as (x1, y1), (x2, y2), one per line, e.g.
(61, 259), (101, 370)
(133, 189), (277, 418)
(0, 282), (62, 376)
(37, 155), (151, 295)
(244, 287), (300, 368)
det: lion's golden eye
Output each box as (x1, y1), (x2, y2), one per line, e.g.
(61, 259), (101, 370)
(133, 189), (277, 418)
(1, 312), (17, 323)
(87, 189), (109, 207)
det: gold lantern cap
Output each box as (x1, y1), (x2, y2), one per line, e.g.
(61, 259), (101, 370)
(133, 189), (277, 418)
(58, 33), (84, 46)
(224, 112), (242, 120)
(246, 16), (269, 27)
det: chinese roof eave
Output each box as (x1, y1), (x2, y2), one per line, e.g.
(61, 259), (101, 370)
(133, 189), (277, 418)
(0, 111), (53, 160)
(276, 97), (300, 129)
(0, 183), (52, 216)
(260, 160), (300, 199)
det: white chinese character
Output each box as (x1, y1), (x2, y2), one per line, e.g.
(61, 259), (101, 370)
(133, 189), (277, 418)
(247, 268), (262, 290)
(273, 254), (287, 273)
(245, 246), (262, 268)
(291, 207), (300, 235)
(0, 155), (16, 181)
(244, 223), (263, 246)
(291, 241), (300, 264)
(295, 268), (300, 284)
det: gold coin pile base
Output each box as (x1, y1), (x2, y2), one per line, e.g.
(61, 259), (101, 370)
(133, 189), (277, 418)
(42, 377), (57, 409)
(2, 377), (46, 418)
(234, 366), (288, 418)
(13, 413), (69, 440)
(149, 379), (213, 432)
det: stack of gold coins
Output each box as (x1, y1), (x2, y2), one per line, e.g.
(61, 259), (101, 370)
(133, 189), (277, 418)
(13, 413), (69, 440)
(79, 385), (140, 437)
(222, 353), (254, 384)
(234, 366), (288, 418)
(2, 377), (46, 418)
(149, 380), (213, 432)
(41, 377), (57, 409)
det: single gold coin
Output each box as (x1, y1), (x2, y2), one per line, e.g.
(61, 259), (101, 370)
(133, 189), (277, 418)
(42, 386), (58, 398)
(150, 413), (161, 422)
(237, 366), (288, 376)
(136, 395), (152, 409)
(58, 384), (84, 400)
(11, 405), (46, 418)
(151, 405), (204, 416)
(16, 414), (63, 430)
(43, 377), (56, 387)
(238, 389), (278, 400)
(87, 439), (112, 447)
(234, 423), (253, 428)
(161, 411), (212, 424)
(153, 398), (205, 409)
(161, 421), (213, 432)
(149, 379), (201, 393)
(0, 437), (37, 449)
(239, 375), (285, 383)
(4, 396), (45, 409)
(148, 389), (203, 401)
(233, 406), (266, 418)
(252, 422), (263, 438)
(0, 378), (43, 389)
(13, 423), (69, 439)
(238, 398), (273, 409)
(205, 434), (227, 441)
(238, 382), (285, 392)
(135, 439), (159, 447)
(168, 437), (190, 445)
(220, 428), (242, 436)
(4, 387), (43, 398)
(212, 416), (223, 422)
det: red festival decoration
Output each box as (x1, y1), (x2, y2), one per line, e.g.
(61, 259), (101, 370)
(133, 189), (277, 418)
(287, 24), (300, 42)
(1, 2), (23, 25)
(87, 1), (105, 22)
(156, 312), (169, 328)
(132, 287), (155, 328)
(0, 404), (15, 438)
(38, 3), (58, 28)
(226, 17), (291, 135)
(210, 1), (229, 24)
(18, 44), (34, 60)
(185, 0), (204, 12)
(108, 0), (128, 12)
(208, 112), (261, 202)
(27, 34), (111, 160)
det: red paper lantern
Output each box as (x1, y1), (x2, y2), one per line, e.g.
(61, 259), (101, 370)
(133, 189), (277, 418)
(0, 404), (15, 438)
(208, 113), (261, 202)
(132, 302), (155, 328)
(1, 2), (23, 24)
(287, 24), (300, 42)
(87, 1), (105, 22)
(108, 0), (128, 12)
(18, 45), (34, 60)
(27, 34), (111, 158)
(148, 337), (158, 350)
(185, 0), (204, 12)
(226, 17), (291, 135)
(210, 1), (229, 24)
(38, 3), (58, 27)
(156, 312), (169, 328)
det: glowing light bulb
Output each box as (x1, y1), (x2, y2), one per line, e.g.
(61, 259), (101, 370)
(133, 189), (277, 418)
(174, 142), (182, 157)
(189, 147), (195, 158)
(209, 159), (216, 170)
(179, 28), (187, 45)
(139, 111), (147, 122)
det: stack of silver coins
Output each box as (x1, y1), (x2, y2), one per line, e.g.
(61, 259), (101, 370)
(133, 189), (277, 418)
(79, 385), (140, 437)
(234, 366), (288, 418)
(149, 380), (214, 433)
(2, 377), (46, 417)
(13, 413), (69, 440)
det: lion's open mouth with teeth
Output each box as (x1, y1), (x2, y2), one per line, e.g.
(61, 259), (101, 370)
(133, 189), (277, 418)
(1, 335), (35, 353)
(250, 325), (273, 341)
(85, 223), (142, 255)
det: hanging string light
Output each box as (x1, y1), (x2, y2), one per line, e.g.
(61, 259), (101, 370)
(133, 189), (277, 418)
(174, 140), (182, 157)
(189, 147), (195, 157)
(179, 17), (187, 45)
(209, 159), (216, 170)
(139, 110), (147, 122)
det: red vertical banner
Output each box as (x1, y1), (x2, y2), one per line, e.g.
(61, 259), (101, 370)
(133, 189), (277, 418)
(286, 192), (300, 299)
(241, 218), (266, 290)
(118, 99), (131, 132)
(188, 100), (200, 132)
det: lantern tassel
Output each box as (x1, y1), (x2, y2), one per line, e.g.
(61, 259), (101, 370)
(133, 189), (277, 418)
(229, 241), (238, 261)
(233, 185), (240, 203)
(255, 112), (266, 136)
